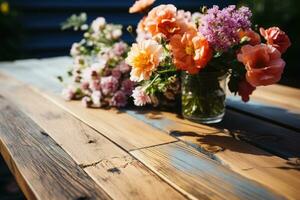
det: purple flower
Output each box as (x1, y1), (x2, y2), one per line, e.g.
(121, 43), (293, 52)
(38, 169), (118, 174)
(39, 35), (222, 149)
(100, 76), (119, 95)
(132, 86), (151, 106)
(110, 91), (127, 107)
(199, 5), (252, 51)
(121, 79), (134, 96)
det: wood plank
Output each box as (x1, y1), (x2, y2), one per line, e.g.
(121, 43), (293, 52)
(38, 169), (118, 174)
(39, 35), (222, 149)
(131, 142), (284, 200)
(227, 84), (300, 131)
(0, 59), (178, 150)
(2, 57), (299, 132)
(252, 84), (300, 111)
(227, 97), (300, 131)
(1, 57), (299, 198)
(219, 109), (300, 158)
(0, 96), (111, 200)
(127, 108), (300, 159)
(41, 94), (178, 151)
(0, 73), (186, 200)
(126, 110), (300, 199)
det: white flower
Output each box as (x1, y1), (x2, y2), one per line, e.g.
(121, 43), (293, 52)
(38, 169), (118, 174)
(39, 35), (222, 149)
(132, 86), (151, 106)
(62, 85), (76, 101)
(70, 43), (80, 56)
(80, 24), (89, 31)
(91, 90), (102, 107)
(91, 60), (106, 73)
(112, 29), (122, 39)
(91, 17), (106, 32)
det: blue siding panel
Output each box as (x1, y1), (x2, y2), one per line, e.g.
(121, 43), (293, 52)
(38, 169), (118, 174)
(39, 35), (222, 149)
(11, 0), (236, 58)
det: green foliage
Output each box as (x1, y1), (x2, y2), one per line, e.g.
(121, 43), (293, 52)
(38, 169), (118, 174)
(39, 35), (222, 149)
(61, 12), (87, 31)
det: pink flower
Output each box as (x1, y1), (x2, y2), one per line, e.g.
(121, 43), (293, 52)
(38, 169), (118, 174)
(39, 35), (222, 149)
(90, 80), (101, 91)
(177, 10), (192, 23)
(111, 68), (122, 80)
(82, 68), (98, 81)
(81, 81), (89, 90)
(81, 96), (92, 107)
(100, 76), (119, 95)
(237, 44), (286, 87)
(260, 27), (291, 54)
(117, 61), (131, 74)
(238, 79), (256, 102)
(110, 91), (127, 107)
(112, 42), (128, 56)
(121, 79), (135, 95)
(136, 17), (152, 43)
(132, 86), (151, 106)
(61, 86), (76, 101)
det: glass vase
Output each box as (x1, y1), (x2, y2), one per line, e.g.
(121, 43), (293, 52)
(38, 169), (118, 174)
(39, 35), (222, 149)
(181, 71), (227, 124)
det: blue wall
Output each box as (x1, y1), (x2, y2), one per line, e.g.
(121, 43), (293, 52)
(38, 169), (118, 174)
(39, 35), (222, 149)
(11, 0), (236, 58)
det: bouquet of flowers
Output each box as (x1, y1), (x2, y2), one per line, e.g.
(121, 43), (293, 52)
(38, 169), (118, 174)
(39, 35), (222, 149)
(60, 14), (134, 108)
(126, 1), (291, 123)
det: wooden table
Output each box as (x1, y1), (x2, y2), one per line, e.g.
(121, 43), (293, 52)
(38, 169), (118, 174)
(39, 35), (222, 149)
(0, 57), (299, 200)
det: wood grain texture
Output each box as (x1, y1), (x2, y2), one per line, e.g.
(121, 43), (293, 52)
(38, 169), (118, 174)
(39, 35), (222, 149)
(127, 107), (300, 159)
(227, 97), (300, 131)
(126, 110), (300, 199)
(0, 73), (186, 200)
(252, 84), (300, 112)
(131, 142), (284, 200)
(0, 96), (111, 200)
(42, 94), (178, 151)
(227, 84), (300, 131)
(0, 59), (178, 150)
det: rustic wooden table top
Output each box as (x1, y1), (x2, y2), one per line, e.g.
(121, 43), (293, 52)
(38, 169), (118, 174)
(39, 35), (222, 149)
(0, 57), (299, 200)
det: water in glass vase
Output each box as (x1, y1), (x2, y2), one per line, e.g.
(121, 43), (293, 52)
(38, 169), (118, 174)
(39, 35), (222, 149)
(181, 71), (227, 124)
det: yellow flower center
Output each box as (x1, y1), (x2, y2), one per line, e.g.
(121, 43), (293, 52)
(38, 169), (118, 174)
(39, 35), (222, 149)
(133, 51), (153, 71)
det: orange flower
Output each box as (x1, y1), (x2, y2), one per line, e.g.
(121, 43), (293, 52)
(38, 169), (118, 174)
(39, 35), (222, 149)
(170, 31), (212, 74)
(260, 27), (291, 54)
(238, 29), (261, 46)
(237, 44), (285, 87)
(129, 0), (155, 14)
(126, 40), (163, 81)
(144, 4), (190, 39)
